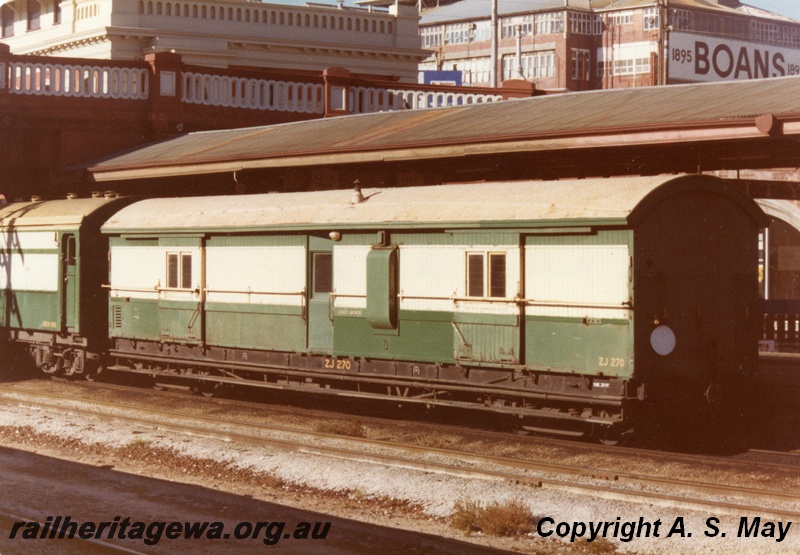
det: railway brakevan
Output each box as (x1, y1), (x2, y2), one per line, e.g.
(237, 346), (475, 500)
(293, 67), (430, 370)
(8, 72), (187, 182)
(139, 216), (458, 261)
(0, 175), (767, 441)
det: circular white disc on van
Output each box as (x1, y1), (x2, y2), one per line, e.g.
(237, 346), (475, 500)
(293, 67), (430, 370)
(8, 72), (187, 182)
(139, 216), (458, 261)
(650, 325), (676, 356)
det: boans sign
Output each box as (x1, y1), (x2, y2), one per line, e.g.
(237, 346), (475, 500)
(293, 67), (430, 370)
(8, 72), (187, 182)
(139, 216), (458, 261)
(669, 32), (800, 83)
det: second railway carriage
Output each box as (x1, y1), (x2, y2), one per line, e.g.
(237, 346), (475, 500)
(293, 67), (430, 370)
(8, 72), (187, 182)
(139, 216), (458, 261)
(100, 174), (765, 438)
(0, 195), (132, 376)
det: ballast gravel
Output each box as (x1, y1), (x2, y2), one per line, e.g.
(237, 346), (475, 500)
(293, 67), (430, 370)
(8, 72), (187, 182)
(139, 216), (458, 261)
(0, 386), (797, 554)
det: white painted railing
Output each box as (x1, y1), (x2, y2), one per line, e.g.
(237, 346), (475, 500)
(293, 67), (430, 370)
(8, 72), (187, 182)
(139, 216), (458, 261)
(0, 62), (506, 116)
(349, 86), (503, 113)
(181, 72), (325, 114)
(7, 62), (149, 99)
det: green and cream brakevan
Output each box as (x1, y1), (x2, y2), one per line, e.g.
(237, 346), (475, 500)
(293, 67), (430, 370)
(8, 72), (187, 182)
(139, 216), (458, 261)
(0, 175), (766, 440)
(96, 175), (765, 439)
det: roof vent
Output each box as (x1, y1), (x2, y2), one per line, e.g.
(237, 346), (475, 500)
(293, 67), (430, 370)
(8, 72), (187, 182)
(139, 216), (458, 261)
(66, 192), (78, 200)
(104, 191), (118, 199)
(351, 179), (364, 204)
(30, 195), (42, 202)
(91, 191), (103, 198)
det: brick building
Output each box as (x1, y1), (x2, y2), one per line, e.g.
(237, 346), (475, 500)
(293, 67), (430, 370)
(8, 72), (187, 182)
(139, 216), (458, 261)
(419, 0), (800, 91)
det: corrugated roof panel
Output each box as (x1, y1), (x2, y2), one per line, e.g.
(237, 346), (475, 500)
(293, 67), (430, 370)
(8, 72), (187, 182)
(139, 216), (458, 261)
(87, 77), (800, 175)
(103, 174), (700, 232)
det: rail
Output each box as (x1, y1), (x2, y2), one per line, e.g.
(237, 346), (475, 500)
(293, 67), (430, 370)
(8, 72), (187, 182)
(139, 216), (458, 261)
(102, 284), (199, 294)
(397, 293), (631, 309)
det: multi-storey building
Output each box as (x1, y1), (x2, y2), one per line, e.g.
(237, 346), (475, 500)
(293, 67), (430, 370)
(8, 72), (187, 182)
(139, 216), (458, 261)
(420, 0), (800, 91)
(0, 0), (425, 80)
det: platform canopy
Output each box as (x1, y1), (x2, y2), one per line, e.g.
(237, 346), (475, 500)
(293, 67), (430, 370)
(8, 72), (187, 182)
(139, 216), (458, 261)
(84, 76), (800, 187)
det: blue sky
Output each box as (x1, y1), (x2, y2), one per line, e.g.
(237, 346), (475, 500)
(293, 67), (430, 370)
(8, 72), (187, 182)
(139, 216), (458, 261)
(744, 1), (800, 21)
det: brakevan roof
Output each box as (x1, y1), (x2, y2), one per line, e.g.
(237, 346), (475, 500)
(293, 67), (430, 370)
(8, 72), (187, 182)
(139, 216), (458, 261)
(101, 174), (766, 234)
(0, 197), (127, 230)
(419, 0), (796, 25)
(86, 76), (800, 182)
(757, 199), (800, 232)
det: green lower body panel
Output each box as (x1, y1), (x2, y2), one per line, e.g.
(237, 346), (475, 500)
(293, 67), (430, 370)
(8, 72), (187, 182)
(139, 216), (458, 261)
(110, 298), (160, 340)
(333, 310), (521, 365)
(525, 316), (632, 378)
(453, 312), (519, 364)
(0, 290), (61, 331)
(333, 309), (455, 363)
(159, 300), (202, 343)
(206, 302), (306, 352)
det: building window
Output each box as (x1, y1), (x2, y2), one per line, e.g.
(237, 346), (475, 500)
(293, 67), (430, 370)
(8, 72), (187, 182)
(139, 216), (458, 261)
(570, 12), (595, 35)
(752, 20), (779, 45)
(54, 0), (61, 24)
(421, 25), (442, 48)
(167, 252), (193, 289)
(502, 51), (556, 80)
(781, 26), (800, 47)
(27, 0), (40, 31)
(607, 11), (633, 26)
(572, 48), (590, 81)
(2, 5), (13, 37)
(501, 15), (532, 39)
(670, 9), (692, 31)
(534, 11), (564, 35)
(643, 7), (659, 31)
(694, 12), (721, 35)
(602, 57), (650, 76)
(466, 252), (506, 298)
(722, 16), (748, 39)
(455, 57), (492, 85)
(445, 22), (473, 45)
(472, 20), (491, 42)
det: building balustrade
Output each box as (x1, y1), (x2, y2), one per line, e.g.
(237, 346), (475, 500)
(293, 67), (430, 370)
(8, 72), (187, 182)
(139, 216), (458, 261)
(0, 48), (537, 132)
(7, 61), (149, 99)
(181, 72), (325, 114)
(349, 85), (503, 113)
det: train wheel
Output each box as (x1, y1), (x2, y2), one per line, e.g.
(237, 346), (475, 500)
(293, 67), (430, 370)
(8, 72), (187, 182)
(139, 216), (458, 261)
(596, 426), (633, 446)
(192, 383), (218, 398)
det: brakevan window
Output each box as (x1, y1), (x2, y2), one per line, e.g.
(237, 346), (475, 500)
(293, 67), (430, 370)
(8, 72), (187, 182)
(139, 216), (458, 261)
(314, 253), (333, 294)
(167, 252), (192, 289)
(466, 252), (506, 298)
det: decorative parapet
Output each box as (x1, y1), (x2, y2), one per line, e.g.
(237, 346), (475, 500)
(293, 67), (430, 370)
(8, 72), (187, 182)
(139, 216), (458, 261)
(182, 72), (324, 114)
(0, 49), (538, 124)
(349, 86), (503, 113)
(7, 61), (149, 99)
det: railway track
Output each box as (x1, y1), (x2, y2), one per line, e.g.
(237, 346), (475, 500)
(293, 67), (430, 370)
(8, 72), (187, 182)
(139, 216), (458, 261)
(11, 377), (800, 476)
(0, 383), (799, 521)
